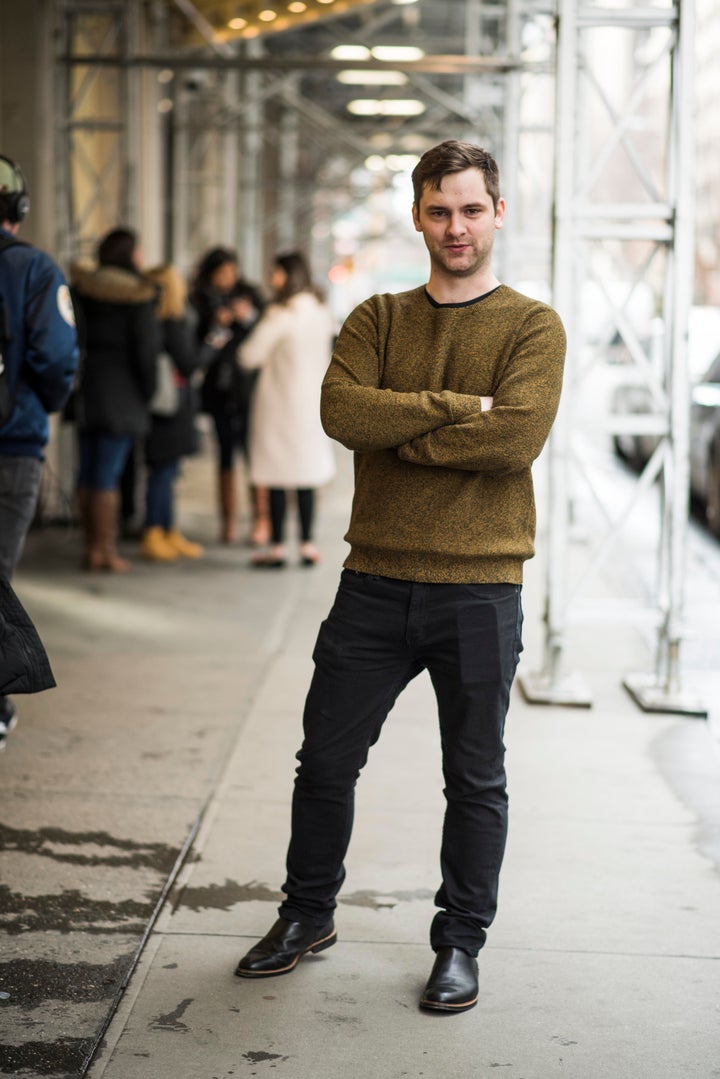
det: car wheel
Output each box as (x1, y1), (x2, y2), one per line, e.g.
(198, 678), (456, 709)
(707, 449), (720, 540)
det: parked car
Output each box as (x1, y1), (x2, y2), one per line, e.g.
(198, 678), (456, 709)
(611, 308), (720, 539)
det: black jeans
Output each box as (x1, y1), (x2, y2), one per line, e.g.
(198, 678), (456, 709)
(279, 569), (524, 956)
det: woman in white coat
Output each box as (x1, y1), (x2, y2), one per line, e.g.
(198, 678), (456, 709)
(237, 252), (335, 567)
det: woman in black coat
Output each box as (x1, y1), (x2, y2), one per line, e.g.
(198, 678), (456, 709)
(190, 247), (268, 545)
(71, 228), (160, 571)
(140, 264), (204, 561)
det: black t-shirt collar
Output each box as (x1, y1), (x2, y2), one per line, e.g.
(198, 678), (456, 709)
(424, 285), (501, 309)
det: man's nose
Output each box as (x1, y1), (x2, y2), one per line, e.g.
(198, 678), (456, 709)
(446, 214), (467, 236)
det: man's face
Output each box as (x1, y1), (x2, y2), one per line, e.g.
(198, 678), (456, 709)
(412, 168), (505, 280)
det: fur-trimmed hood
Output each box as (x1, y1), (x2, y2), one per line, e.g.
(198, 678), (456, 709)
(70, 263), (157, 305)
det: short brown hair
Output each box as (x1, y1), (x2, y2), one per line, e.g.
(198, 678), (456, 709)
(411, 141), (501, 210)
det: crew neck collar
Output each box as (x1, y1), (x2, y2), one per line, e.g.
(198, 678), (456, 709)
(424, 284), (502, 309)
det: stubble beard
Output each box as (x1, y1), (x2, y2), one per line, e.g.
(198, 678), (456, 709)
(431, 236), (492, 280)
(434, 242), (491, 279)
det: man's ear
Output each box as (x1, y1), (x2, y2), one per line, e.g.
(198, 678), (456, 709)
(412, 202), (422, 233)
(494, 198), (506, 230)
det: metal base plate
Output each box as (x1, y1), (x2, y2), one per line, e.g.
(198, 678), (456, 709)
(517, 671), (593, 708)
(623, 673), (708, 718)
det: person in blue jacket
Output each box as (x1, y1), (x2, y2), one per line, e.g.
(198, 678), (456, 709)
(0, 153), (79, 749)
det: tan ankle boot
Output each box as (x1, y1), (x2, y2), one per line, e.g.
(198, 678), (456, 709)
(165, 530), (204, 559)
(141, 527), (178, 562)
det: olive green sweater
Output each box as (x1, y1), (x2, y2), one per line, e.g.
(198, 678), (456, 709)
(321, 284), (566, 584)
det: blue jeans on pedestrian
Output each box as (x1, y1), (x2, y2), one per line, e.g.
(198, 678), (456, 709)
(279, 569), (524, 956)
(145, 461), (179, 530)
(0, 455), (42, 581)
(77, 433), (133, 491)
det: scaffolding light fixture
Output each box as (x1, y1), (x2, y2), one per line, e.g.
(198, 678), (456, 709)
(347, 98), (426, 116)
(337, 69), (407, 85)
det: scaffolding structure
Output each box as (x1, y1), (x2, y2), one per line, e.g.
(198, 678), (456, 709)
(518, 0), (705, 716)
(51, 0), (702, 716)
(55, 0), (555, 275)
(55, 1), (140, 265)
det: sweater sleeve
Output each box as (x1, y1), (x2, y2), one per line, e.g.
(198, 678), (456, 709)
(397, 306), (566, 473)
(321, 297), (482, 452)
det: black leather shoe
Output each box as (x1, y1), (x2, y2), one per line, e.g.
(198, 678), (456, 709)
(234, 917), (336, 978)
(419, 946), (478, 1013)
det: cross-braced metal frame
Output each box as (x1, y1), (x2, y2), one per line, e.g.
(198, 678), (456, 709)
(55, 0), (140, 265)
(518, 0), (705, 715)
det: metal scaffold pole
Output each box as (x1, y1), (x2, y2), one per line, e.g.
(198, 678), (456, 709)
(623, 0), (705, 716)
(519, 0), (706, 717)
(518, 0), (592, 708)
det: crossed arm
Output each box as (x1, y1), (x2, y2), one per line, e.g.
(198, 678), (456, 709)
(321, 303), (565, 475)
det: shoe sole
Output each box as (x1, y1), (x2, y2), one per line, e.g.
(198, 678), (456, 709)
(235, 929), (337, 978)
(419, 994), (478, 1013)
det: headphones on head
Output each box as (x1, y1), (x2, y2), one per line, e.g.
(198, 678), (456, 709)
(0, 154), (30, 224)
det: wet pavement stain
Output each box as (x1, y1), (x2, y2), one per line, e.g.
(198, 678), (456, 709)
(175, 879), (282, 911)
(0, 1036), (93, 1076)
(175, 880), (435, 912)
(0, 954), (134, 1007)
(0, 884), (156, 935)
(315, 1011), (360, 1026)
(150, 997), (194, 1032)
(319, 991), (357, 1005)
(242, 1051), (288, 1063)
(0, 824), (179, 871)
(339, 888), (435, 910)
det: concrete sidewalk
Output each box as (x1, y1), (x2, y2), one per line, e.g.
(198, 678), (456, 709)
(83, 456), (720, 1078)
(2, 441), (719, 1079)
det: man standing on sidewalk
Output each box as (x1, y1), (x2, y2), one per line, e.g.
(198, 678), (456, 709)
(235, 140), (566, 1012)
(0, 153), (78, 749)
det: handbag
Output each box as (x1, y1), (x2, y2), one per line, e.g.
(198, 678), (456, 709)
(150, 351), (179, 417)
(0, 575), (56, 695)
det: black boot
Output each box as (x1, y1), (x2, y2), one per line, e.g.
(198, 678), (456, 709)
(235, 917), (336, 978)
(419, 946), (478, 1013)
